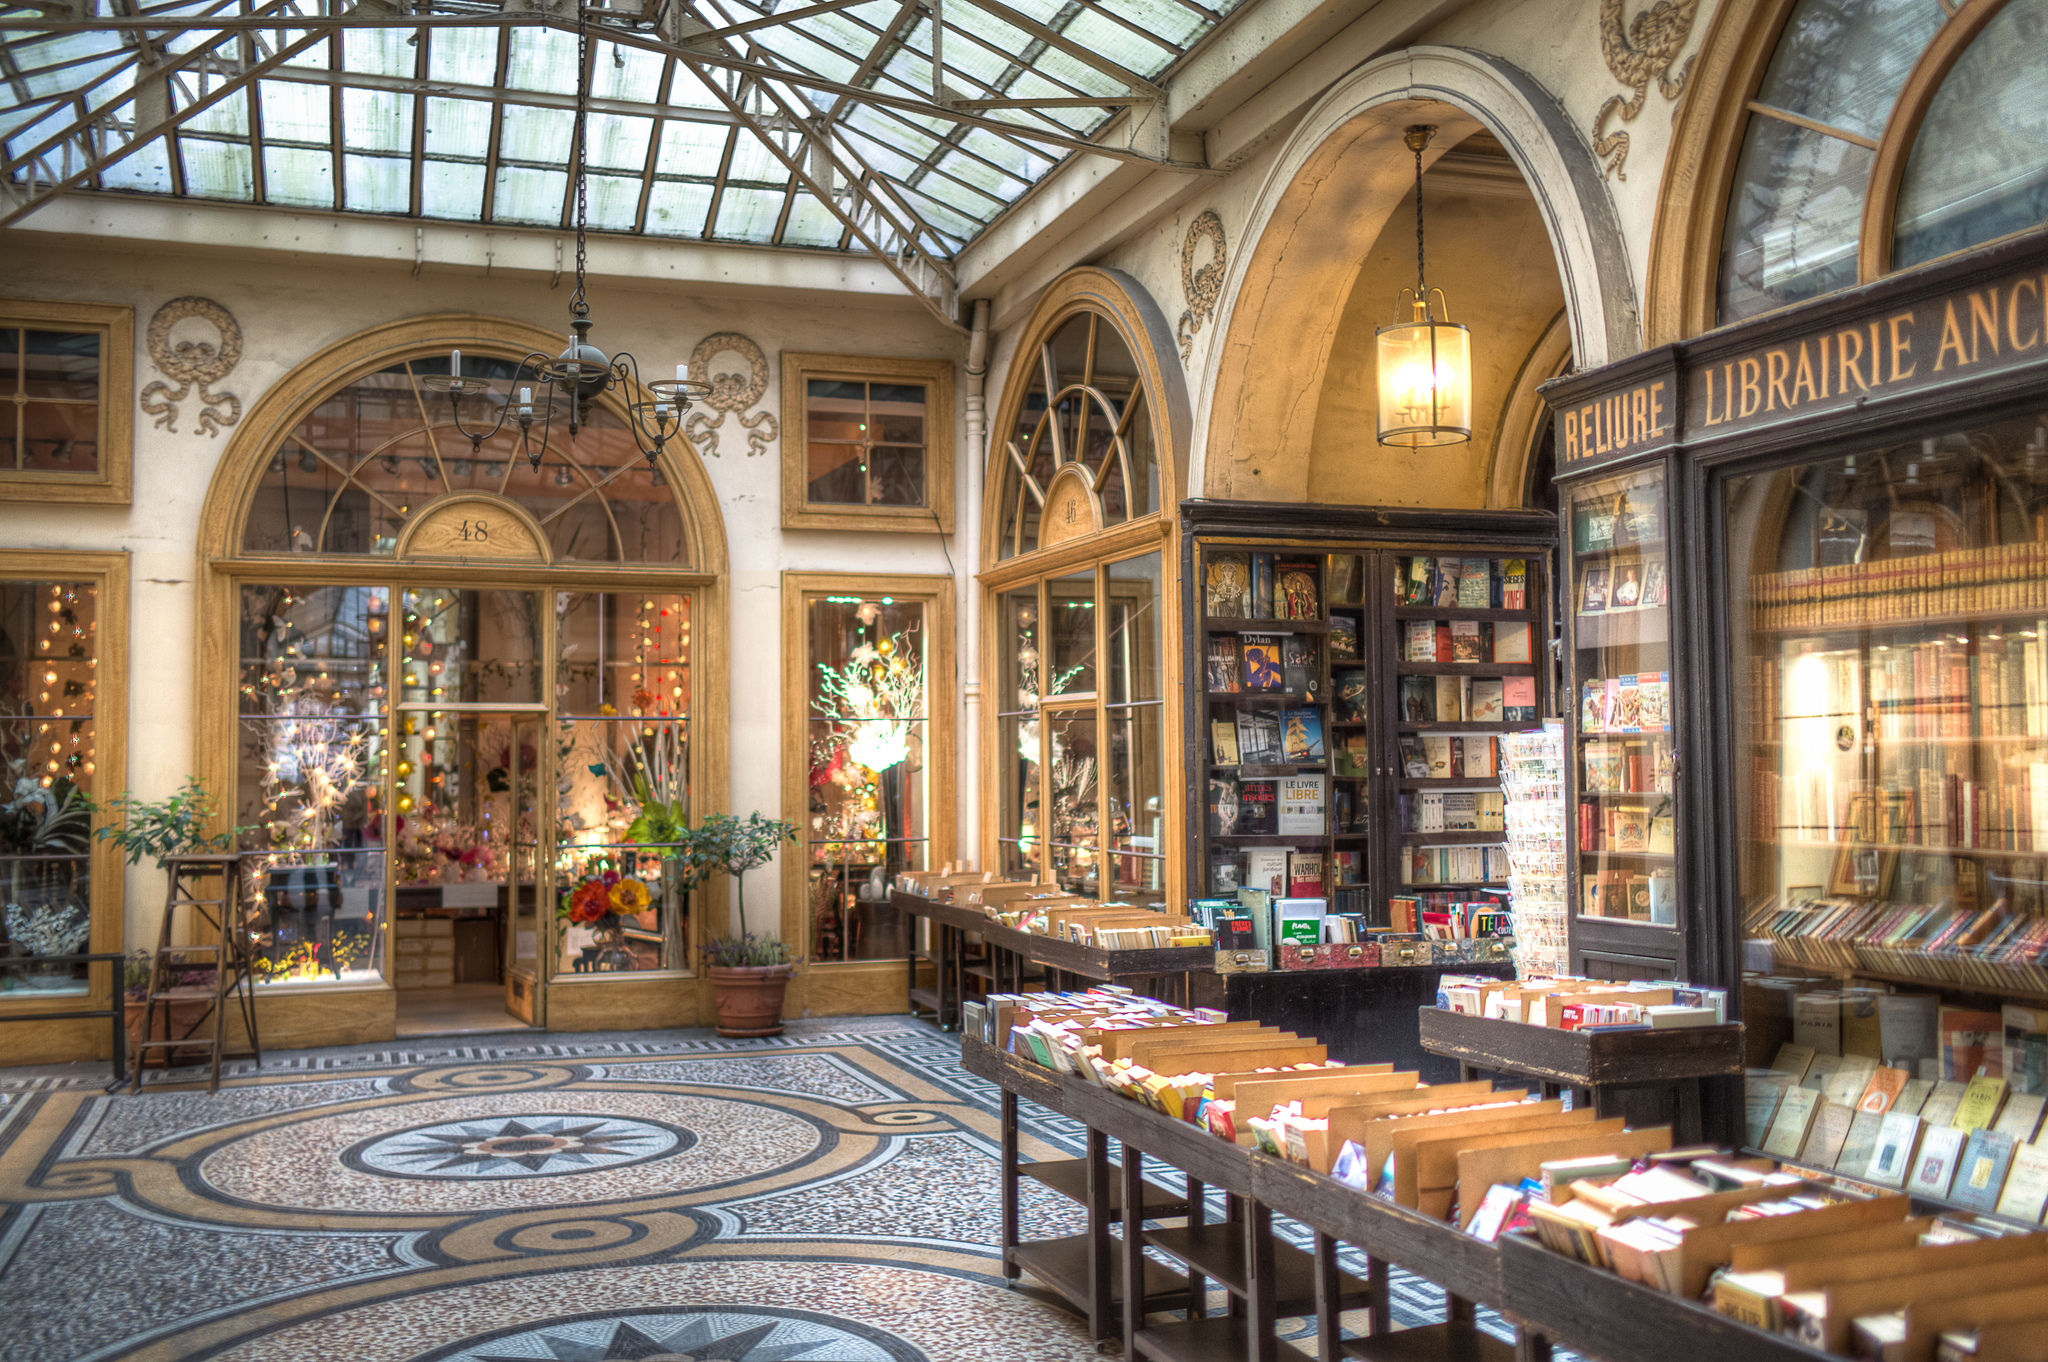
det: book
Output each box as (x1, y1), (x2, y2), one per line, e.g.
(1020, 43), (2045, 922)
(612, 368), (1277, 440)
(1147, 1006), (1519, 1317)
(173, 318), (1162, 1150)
(1795, 992), (1843, 1057)
(1237, 778), (1277, 834)
(1953, 1075), (2010, 1133)
(1450, 620), (1486, 662)
(1281, 708), (1325, 762)
(1435, 675), (1463, 722)
(1251, 554), (1275, 618)
(1434, 559), (1460, 607)
(1577, 496), (1616, 552)
(1399, 676), (1434, 723)
(1335, 733), (1372, 778)
(1863, 1111), (1922, 1186)
(1245, 848), (1288, 896)
(1580, 567), (1610, 614)
(1907, 1125), (1967, 1198)
(1400, 737), (1429, 778)
(1992, 1092), (2046, 1143)
(1493, 622), (1532, 664)
(1746, 1075), (1788, 1146)
(1275, 558), (1320, 620)
(1501, 559), (1527, 610)
(1609, 804), (1648, 852)
(1642, 558), (1668, 611)
(1583, 741), (1625, 794)
(1636, 672), (1670, 732)
(1205, 552), (1251, 617)
(1205, 636), (1240, 692)
(1941, 1006), (2003, 1080)
(1277, 775), (1327, 835)
(2003, 1005), (2048, 1094)
(1422, 735), (1453, 778)
(1207, 847), (1241, 894)
(1762, 1085), (1823, 1159)
(1205, 774), (1241, 836)
(1441, 792), (1480, 833)
(1769, 1042), (1817, 1083)
(1823, 1055), (1880, 1108)
(1327, 554), (1359, 605)
(1894, 1077), (1935, 1117)
(1799, 1100), (1856, 1167)
(1503, 676), (1537, 723)
(1287, 850), (1325, 898)
(1857, 1066), (1911, 1116)
(1469, 679), (1505, 723)
(1994, 1142), (2048, 1223)
(1919, 1079), (1969, 1129)
(1609, 559), (1646, 611)
(1241, 634), (1285, 691)
(1329, 614), (1360, 661)
(1802, 1052), (1844, 1092)
(1623, 481), (1663, 542)
(1581, 680), (1607, 733)
(1281, 635), (1320, 698)
(1463, 736), (1498, 780)
(1331, 669), (1369, 724)
(1949, 1129), (2017, 1213)
(1879, 994), (1941, 1072)
(1402, 556), (1433, 606)
(1210, 720), (1240, 766)
(1457, 558), (1491, 608)
(1236, 711), (1284, 766)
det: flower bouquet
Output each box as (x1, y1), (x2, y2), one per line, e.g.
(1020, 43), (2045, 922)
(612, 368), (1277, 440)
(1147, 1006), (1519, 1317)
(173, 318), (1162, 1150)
(558, 860), (654, 971)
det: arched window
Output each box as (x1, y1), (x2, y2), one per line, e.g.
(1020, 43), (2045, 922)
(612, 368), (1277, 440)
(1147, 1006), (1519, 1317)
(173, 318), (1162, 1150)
(241, 352), (694, 563)
(992, 301), (1166, 561)
(1716, 0), (2048, 325)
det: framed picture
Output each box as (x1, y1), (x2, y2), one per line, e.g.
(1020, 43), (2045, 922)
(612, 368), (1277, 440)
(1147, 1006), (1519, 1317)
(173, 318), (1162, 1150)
(1580, 566), (1610, 614)
(1830, 842), (1897, 898)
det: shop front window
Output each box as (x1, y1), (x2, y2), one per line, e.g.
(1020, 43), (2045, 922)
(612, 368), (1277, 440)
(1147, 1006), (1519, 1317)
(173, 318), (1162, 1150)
(0, 580), (97, 996)
(803, 593), (928, 962)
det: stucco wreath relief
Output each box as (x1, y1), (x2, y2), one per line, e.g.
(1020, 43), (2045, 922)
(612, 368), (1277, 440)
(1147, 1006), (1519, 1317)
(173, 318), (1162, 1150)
(1176, 210), (1228, 364)
(139, 295), (243, 436)
(1593, 0), (1700, 180)
(684, 331), (778, 457)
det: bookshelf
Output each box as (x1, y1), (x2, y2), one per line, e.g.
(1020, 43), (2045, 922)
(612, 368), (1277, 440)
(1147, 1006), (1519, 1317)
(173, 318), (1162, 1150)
(1194, 534), (1550, 938)
(1564, 466), (1682, 969)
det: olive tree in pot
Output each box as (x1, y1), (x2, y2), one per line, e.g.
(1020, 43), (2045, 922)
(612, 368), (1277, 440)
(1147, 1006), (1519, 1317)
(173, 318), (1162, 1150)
(692, 812), (798, 1037)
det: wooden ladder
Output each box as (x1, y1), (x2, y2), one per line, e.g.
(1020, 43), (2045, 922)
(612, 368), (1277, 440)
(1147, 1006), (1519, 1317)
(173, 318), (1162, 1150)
(132, 853), (262, 1094)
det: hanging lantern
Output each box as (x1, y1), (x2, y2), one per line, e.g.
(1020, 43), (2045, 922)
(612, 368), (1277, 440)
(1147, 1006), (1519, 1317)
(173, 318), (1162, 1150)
(1375, 125), (1472, 448)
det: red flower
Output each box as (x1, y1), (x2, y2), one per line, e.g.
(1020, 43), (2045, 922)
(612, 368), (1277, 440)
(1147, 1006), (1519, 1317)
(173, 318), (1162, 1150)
(569, 879), (610, 923)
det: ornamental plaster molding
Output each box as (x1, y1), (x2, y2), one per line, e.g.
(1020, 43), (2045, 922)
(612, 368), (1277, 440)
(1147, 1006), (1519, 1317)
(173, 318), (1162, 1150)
(1592, 0), (1702, 180)
(139, 295), (243, 436)
(684, 331), (779, 458)
(1176, 210), (1228, 365)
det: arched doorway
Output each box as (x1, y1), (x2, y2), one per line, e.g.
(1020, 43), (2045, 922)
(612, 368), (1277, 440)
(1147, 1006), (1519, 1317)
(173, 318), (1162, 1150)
(196, 315), (728, 1044)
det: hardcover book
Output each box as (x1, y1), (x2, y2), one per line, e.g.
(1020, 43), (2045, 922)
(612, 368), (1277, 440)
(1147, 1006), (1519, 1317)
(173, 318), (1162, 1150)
(1399, 675), (1434, 724)
(1435, 675), (1463, 723)
(1205, 636), (1240, 692)
(1241, 634), (1285, 691)
(1609, 559), (1645, 611)
(1422, 735), (1454, 778)
(1275, 559), (1321, 620)
(1206, 774), (1240, 836)
(1464, 736), (1498, 779)
(1580, 567), (1611, 614)
(1503, 676), (1538, 723)
(1238, 778), (1278, 835)
(1211, 719), (1241, 766)
(1335, 733), (1371, 778)
(1205, 551), (1250, 617)
(1469, 679), (1505, 724)
(1276, 775), (1326, 835)
(1576, 498), (1616, 553)
(1282, 635), (1320, 698)
(1336, 670), (1370, 722)
(1330, 614), (1361, 660)
(1236, 710), (1284, 766)
(1281, 708), (1325, 762)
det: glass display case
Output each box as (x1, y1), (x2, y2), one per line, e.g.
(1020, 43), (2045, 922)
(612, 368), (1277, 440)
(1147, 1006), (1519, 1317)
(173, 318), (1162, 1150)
(1565, 467), (1680, 961)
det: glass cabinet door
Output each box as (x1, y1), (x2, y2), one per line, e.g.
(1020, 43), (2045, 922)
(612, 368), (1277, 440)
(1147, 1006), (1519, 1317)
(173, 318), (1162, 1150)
(1566, 467), (1680, 944)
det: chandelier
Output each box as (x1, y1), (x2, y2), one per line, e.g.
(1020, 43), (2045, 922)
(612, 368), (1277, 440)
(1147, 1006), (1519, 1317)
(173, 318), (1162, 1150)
(420, 5), (710, 467)
(1375, 124), (1473, 447)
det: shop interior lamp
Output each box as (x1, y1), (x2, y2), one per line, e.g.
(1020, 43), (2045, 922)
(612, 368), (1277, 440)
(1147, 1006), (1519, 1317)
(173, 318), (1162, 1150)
(1375, 125), (1472, 448)
(420, 3), (710, 469)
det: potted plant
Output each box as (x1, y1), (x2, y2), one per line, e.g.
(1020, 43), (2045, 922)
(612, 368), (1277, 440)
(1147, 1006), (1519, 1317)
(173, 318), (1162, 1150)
(99, 778), (244, 1063)
(692, 812), (798, 1037)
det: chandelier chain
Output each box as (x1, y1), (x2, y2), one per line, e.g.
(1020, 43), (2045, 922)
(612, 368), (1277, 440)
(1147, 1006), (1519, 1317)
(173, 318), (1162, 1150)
(571, 0), (590, 318)
(1413, 131), (1426, 310)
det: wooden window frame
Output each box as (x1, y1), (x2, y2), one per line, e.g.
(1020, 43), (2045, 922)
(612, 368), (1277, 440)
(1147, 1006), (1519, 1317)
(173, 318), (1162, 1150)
(0, 300), (133, 505)
(0, 549), (129, 1043)
(779, 352), (955, 534)
(780, 571), (956, 979)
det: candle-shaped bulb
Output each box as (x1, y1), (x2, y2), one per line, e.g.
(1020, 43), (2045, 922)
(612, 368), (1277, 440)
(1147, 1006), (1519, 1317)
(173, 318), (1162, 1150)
(676, 362), (689, 383)
(451, 349), (462, 379)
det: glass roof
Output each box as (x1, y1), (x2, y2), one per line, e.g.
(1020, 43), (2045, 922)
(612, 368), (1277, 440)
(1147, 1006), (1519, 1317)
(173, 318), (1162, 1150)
(1, 0), (1246, 263)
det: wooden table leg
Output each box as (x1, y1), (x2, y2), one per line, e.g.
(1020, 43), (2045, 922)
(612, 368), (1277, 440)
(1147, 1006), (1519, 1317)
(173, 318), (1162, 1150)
(1086, 1127), (1113, 1342)
(1121, 1141), (1146, 1357)
(1314, 1230), (1341, 1361)
(1226, 1192), (1245, 1318)
(1246, 1198), (1278, 1362)
(1185, 1173), (1207, 1320)
(1678, 1078), (1704, 1144)
(1446, 1292), (1475, 1326)
(1367, 1255), (1390, 1335)
(1515, 1324), (1554, 1362)
(1000, 1088), (1020, 1281)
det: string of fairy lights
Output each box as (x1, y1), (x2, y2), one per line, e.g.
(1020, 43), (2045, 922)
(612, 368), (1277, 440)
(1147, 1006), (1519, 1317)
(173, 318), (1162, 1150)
(22, 583), (95, 788)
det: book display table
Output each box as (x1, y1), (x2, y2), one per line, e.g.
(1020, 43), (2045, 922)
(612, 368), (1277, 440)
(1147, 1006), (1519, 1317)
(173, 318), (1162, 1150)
(1417, 1009), (1744, 1144)
(966, 1033), (1829, 1362)
(892, 890), (1214, 1028)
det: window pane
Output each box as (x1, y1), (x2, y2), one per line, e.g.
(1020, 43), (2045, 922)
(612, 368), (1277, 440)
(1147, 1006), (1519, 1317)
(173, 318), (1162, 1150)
(1105, 702), (1164, 905)
(872, 383), (926, 444)
(1752, 0), (1940, 142)
(1047, 570), (1096, 695)
(807, 442), (865, 504)
(998, 585), (1040, 714)
(1717, 113), (1870, 324)
(1046, 710), (1099, 896)
(21, 330), (97, 400)
(804, 594), (928, 961)
(398, 588), (543, 706)
(806, 379), (867, 442)
(1893, 0), (2048, 271)
(238, 584), (390, 717)
(998, 713), (1040, 883)
(554, 591), (691, 720)
(22, 402), (98, 473)
(1105, 552), (1161, 704)
(867, 445), (925, 506)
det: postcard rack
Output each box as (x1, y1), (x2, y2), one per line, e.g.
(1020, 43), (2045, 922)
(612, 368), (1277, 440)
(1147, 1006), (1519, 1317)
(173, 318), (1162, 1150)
(966, 1035), (1832, 1362)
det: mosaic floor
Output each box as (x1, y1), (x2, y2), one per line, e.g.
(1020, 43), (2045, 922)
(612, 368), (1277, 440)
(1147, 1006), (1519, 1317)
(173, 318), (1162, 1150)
(0, 1017), (1517, 1361)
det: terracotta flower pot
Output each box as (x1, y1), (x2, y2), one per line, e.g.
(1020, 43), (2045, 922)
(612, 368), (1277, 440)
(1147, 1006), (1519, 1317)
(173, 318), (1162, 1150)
(707, 964), (793, 1038)
(124, 996), (216, 1070)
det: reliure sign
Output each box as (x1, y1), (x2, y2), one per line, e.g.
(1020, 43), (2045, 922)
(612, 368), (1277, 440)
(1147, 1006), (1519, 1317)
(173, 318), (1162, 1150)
(1548, 242), (2048, 473)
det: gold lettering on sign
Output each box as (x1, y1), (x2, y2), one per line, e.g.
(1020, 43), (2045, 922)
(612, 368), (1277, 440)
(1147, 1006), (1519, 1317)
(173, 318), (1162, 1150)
(2012, 278), (2042, 352)
(1765, 349), (1792, 412)
(1839, 328), (1868, 391)
(1791, 341), (1819, 406)
(1889, 311), (1917, 382)
(1739, 358), (1763, 418)
(1936, 300), (1968, 372)
(1971, 291), (2002, 363)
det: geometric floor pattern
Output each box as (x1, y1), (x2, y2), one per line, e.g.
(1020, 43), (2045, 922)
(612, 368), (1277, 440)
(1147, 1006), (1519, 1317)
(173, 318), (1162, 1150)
(0, 1016), (1519, 1361)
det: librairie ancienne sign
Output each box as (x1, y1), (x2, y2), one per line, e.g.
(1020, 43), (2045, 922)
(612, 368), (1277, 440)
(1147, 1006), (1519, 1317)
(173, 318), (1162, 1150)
(1545, 243), (2048, 473)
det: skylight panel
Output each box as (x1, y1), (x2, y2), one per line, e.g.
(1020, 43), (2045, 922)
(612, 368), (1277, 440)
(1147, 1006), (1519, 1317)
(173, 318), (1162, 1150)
(655, 120), (730, 178)
(585, 112), (653, 170)
(422, 97), (492, 159)
(182, 137), (254, 199)
(665, 63), (728, 112)
(724, 126), (787, 185)
(894, 178), (986, 237)
(506, 26), (578, 95)
(98, 138), (173, 194)
(585, 172), (642, 230)
(259, 80), (329, 145)
(594, 41), (664, 102)
(713, 184), (784, 241)
(182, 82), (250, 137)
(1061, 11), (1173, 72)
(278, 34), (329, 71)
(782, 191), (845, 247)
(491, 164), (567, 224)
(957, 126), (1051, 179)
(3, 105), (70, 164)
(25, 51), (126, 102)
(427, 26), (499, 86)
(1096, 0), (1210, 49)
(644, 179), (712, 235)
(263, 145), (334, 208)
(932, 146), (1020, 201)
(344, 153), (410, 213)
(498, 103), (575, 165)
(837, 125), (922, 180)
(341, 88), (414, 154)
(752, 27), (862, 84)
(343, 26), (414, 79)
(421, 159), (486, 218)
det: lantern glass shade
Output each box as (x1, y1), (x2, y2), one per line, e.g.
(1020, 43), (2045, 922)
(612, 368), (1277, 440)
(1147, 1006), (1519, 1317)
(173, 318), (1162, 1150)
(1375, 315), (1472, 447)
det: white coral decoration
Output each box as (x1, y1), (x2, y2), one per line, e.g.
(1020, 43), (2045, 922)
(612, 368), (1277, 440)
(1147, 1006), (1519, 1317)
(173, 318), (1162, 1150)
(4, 899), (88, 957)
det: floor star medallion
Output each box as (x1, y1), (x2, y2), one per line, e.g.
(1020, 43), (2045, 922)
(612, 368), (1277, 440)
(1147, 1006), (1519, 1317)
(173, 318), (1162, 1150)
(349, 1115), (689, 1179)
(423, 1308), (922, 1361)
